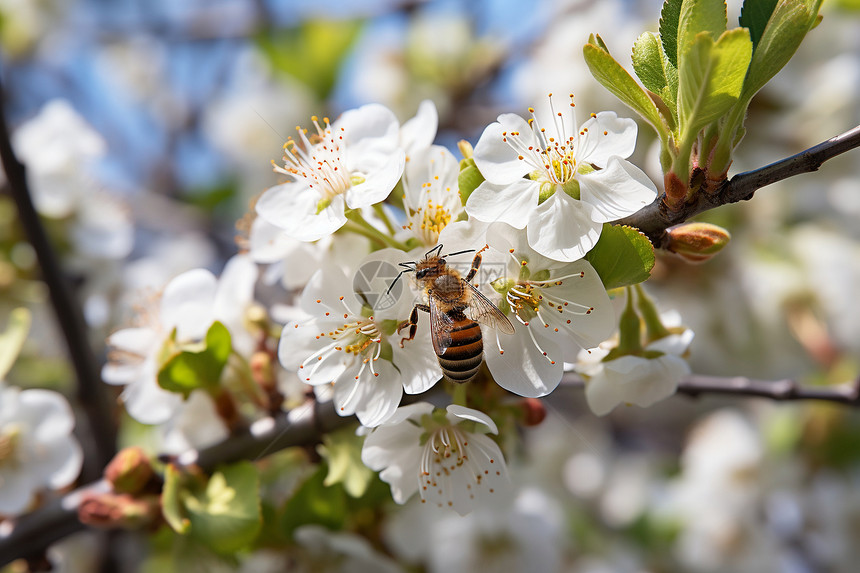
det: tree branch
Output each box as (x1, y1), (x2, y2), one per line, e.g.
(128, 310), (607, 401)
(561, 372), (860, 405)
(0, 83), (116, 481)
(0, 402), (353, 567)
(617, 124), (860, 247)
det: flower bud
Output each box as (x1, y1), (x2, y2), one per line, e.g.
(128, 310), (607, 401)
(457, 139), (474, 159)
(667, 222), (731, 263)
(78, 492), (161, 530)
(105, 447), (154, 495)
(519, 398), (547, 426)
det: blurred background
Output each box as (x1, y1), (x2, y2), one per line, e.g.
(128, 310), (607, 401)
(2, 0), (860, 571)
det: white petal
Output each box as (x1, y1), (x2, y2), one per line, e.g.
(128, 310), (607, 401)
(257, 183), (348, 242)
(353, 248), (418, 320)
(579, 157), (657, 222)
(336, 103), (400, 151)
(18, 389), (75, 442)
(437, 219), (491, 251)
(391, 319), (443, 394)
(400, 99), (438, 154)
(333, 359), (402, 427)
(214, 254), (258, 324)
(473, 117), (533, 185)
(484, 325), (562, 397)
(248, 217), (298, 264)
(105, 327), (158, 355)
(584, 366), (621, 416)
(0, 470), (36, 515)
(647, 328), (695, 356)
(527, 191), (602, 262)
(345, 149), (405, 208)
(605, 354), (689, 408)
(40, 437), (83, 489)
(282, 322), (350, 383)
(298, 265), (362, 317)
(576, 111), (638, 166)
(160, 269), (217, 341)
(465, 179), (539, 229)
(446, 405), (498, 434)
(122, 370), (183, 425)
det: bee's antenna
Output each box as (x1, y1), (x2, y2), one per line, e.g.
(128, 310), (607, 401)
(426, 244), (444, 258)
(387, 262), (416, 295)
(444, 249), (475, 257)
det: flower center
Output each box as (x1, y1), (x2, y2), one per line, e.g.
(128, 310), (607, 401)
(273, 116), (353, 201)
(420, 426), (469, 479)
(504, 93), (579, 188)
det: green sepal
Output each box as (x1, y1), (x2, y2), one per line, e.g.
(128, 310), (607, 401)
(583, 36), (668, 139)
(162, 462), (262, 554)
(317, 427), (374, 498)
(157, 321), (232, 398)
(584, 224), (655, 290)
(458, 157), (484, 205)
(0, 308), (30, 379)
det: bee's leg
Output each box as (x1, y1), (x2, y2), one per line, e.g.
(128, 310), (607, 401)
(464, 244), (490, 283)
(397, 304), (430, 347)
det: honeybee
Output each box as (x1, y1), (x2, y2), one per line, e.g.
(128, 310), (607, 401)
(390, 244), (515, 383)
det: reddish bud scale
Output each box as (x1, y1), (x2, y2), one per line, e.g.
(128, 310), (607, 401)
(519, 398), (547, 426)
(667, 222), (731, 263)
(105, 447), (155, 495)
(78, 492), (161, 530)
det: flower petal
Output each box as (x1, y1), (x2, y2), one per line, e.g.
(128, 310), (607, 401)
(345, 149), (405, 208)
(576, 111), (638, 166)
(161, 269), (217, 341)
(446, 405), (498, 434)
(333, 359), (402, 427)
(400, 99), (438, 155)
(579, 157), (657, 223)
(527, 191), (601, 262)
(473, 116), (533, 185)
(484, 324), (563, 397)
(336, 103), (400, 151)
(256, 182), (348, 242)
(391, 319), (443, 394)
(465, 179), (539, 229)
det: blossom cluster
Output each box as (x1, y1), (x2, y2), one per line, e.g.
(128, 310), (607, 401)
(91, 96), (693, 515)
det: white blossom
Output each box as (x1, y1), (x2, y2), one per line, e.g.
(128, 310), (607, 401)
(466, 95), (656, 261)
(0, 385), (83, 516)
(361, 402), (508, 515)
(255, 104), (405, 242)
(102, 255), (259, 424)
(279, 263), (442, 427)
(398, 144), (464, 247)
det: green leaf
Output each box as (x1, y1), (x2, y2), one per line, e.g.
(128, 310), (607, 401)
(741, 0), (822, 102)
(677, 0), (728, 58)
(583, 38), (667, 138)
(182, 462), (262, 554)
(660, 0), (683, 67)
(678, 28), (752, 136)
(585, 224), (655, 290)
(458, 157), (483, 205)
(632, 32), (679, 127)
(317, 427), (374, 498)
(256, 20), (363, 100)
(739, 0), (779, 49)
(162, 464), (192, 534)
(157, 322), (232, 397)
(281, 464), (347, 537)
(0, 308), (30, 379)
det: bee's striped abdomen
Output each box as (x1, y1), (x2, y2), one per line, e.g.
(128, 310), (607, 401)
(437, 311), (484, 383)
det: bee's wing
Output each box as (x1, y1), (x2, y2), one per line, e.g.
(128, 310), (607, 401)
(429, 295), (455, 355)
(464, 281), (516, 335)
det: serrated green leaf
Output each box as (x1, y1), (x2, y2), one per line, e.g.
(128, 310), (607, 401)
(739, 0), (779, 49)
(660, 0), (683, 67)
(162, 464), (192, 534)
(585, 224), (655, 290)
(281, 464), (347, 537)
(0, 308), (30, 379)
(458, 157), (483, 205)
(182, 462), (262, 554)
(678, 28), (752, 135)
(583, 41), (667, 138)
(633, 32), (668, 94)
(317, 427), (373, 498)
(741, 1), (822, 102)
(256, 20), (363, 100)
(678, 0), (728, 58)
(632, 32), (679, 128)
(158, 322), (232, 397)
